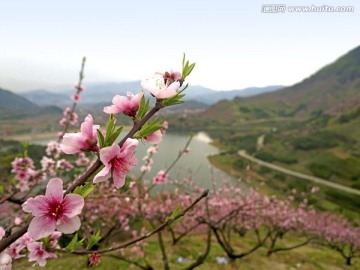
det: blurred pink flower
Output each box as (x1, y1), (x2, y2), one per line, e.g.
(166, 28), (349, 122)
(72, 94), (80, 102)
(145, 130), (163, 144)
(153, 170), (168, 185)
(89, 253), (101, 266)
(22, 178), (84, 240)
(0, 227), (5, 240)
(140, 165), (151, 173)
(0, 252), (12, 270)
(93, 138), (138, 188)
(104, 92), (143, 117)
(61, 114), (99, 154)
(27, 242), (56, 267)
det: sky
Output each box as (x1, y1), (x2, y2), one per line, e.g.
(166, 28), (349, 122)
(0, 0), (359, 92)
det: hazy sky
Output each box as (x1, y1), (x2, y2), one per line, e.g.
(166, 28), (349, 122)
(0, 0), (359, 91)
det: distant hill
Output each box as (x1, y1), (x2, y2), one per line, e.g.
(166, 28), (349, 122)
(0, 88), (39, 119)
(0, 88), (62, 120)
(0, 88), (38, 111)
(201, 45), (360, 123)
(21, 89), (69, 106)
(20, 83), (283, 107)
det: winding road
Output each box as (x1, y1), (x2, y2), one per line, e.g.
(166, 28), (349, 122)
(238, 150), (360, 196)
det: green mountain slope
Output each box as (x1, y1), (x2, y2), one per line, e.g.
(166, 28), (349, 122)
(202, 45), (360, 123)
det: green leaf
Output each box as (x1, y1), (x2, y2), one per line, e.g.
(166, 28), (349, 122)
(23, 141), (29, 157)
(66, 233), (84, 252)
(107, 126), (123, 146)
(181, 54), (196, 80)
(86, 230), (102, 250)
(96, 129), (105, 148)
(162, 90), (186, 107)
(137, 95), (150, 120)
(166, 205), (184, 228)
(167, 205), (182, 221)
(105, 115), (116, 141)
(142, 219), (153, 230)
(134, 120), (163, 139)
(73, 182), (96, 198)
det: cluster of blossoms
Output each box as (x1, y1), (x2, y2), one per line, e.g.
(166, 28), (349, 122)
(59, 107), (78, 127)
(140, 146), (158, 173)
(45, 141), (62, 159)
(152, 170), (168, 185)
(11, 157), (38, 192)
(0, 231), (61, 268)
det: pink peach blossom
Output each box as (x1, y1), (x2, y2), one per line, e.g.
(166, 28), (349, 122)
(93, 138), (138, 188)
(61, 114), (99, 154)
(22, 178), (84, 240)
(104, 92), (143, 117)
(141, 71), (181, 99)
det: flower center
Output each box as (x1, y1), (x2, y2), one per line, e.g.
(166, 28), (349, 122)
(110, 157), (127, 174)
(47, 200), (64, 220)
(153, 74), (166, 90)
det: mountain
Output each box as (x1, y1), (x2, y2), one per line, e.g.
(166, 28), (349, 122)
(201, 45), (360, 123)
(0, 88), (39, 119)
(195, 85), (283, 104)
(21, 89), (69, 106)
(0, 88), (38, 111)
(20, 83), (283, 106)
(0, 87), (62, 120)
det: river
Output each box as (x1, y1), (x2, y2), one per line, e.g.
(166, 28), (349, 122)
(31, 131), (237, 190)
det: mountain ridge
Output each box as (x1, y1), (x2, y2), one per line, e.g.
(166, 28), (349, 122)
(20, 83), (283, 106)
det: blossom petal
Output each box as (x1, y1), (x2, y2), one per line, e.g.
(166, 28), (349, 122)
(141, 79), (160, 96)
(103, 105), (123, 114)
(156, 81), (180, 99)
(80, 114), (94, 138)
(146, 130), (163, 144)
(93, 166), (111, 184)
(112, 171), (126, 189)
(63, 194), (85, 218)
(45, 178), (64, 202)
(118, 138), (138, 158)
(99, 144), (120, 164)
(28, 216), (56, 240)
(22, 196), (49, 216)
(130, 92), (144, 108)
(57, 216), (81, 234)
(112, 95), (129, 111)
(60, 133), (86, 154)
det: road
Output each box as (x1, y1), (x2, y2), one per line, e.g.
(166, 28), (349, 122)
(237, 150), (360, 196)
